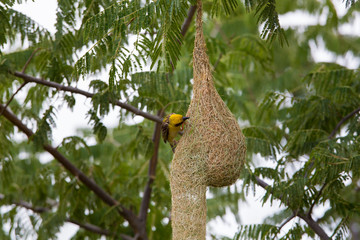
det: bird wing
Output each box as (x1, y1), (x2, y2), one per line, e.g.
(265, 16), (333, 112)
(161, 114), (171, 143)
(161, 121), (169, 143)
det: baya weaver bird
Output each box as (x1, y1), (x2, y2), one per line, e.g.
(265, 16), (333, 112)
(162, 113), (190, 152)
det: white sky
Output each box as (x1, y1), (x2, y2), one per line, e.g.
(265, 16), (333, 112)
(4, 0), (360, 239)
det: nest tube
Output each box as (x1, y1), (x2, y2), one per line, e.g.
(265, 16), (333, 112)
(170, 0), (246, 239)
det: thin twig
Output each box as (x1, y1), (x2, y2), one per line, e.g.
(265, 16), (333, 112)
(0, 48), (42, 116)
(329, 105), (360, 139)
(0, 82), (28, 117)
(308, 182), (327, 217)
(22, 48), (41, 73)
(278, 213), (295, 231)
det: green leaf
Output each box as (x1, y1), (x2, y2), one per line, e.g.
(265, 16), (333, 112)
(32, 106), (56, 148)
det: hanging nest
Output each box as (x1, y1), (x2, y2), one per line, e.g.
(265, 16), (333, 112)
(170, 0), (246, 239)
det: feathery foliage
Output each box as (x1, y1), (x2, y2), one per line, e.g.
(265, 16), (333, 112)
(0, 0), (360, 239)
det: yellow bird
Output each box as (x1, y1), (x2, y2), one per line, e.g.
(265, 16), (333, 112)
(162, 113), (190, 152)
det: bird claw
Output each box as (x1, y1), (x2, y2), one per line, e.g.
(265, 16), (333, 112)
(171, 140), (178, 153)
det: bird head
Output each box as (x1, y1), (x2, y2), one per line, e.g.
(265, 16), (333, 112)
(168, 114), (190, 127)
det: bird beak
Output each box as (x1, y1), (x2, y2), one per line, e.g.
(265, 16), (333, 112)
(182, 117), (190, 121)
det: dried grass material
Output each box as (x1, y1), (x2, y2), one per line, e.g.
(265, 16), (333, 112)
(170, 0), (246, 239)
(170, 165), (207, 239)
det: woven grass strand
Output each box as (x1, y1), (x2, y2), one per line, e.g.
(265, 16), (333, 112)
(170, 0), (246, 238)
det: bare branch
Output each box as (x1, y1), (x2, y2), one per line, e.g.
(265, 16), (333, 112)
(11, 71), (163, 123)
(0, 104), (143, 238)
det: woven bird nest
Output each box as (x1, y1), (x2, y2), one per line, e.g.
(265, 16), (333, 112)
(170, 0), (246, 239)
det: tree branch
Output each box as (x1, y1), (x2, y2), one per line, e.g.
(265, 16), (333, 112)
(139, 111), (163, 224)
(15, 200), (51, 213)
(278, 213), (295, 231)
(304, 105), (360, 211)
(7, 5), (198, 123)
(7, 4), (198, 124)
(275, 106), (360, 238)
(0, 104), (144, 239)
(181, 5), (197, 37)
(66, 219), (113, 236)
(10, 71), (163, 123)
(255, 176), (271, 190)
(297, 213), (330, 240)
(254, 176), (330, 240)
(0, 194), (130, 238)
(0, 194), (51, 214)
